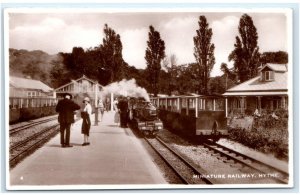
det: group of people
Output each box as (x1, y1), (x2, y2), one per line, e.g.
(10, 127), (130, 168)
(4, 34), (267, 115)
(56, 93), (132, 148)
(55, 93), (105, 148)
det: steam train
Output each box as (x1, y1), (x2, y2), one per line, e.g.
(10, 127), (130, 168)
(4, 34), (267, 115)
(9, 94), (228, 142)
(151, 95), (228, 142)
(128, 98), (163, 137)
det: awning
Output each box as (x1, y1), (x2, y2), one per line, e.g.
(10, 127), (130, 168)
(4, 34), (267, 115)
(223, 91), (288, 96)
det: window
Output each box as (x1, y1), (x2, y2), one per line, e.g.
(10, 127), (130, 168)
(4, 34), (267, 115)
(264, 71), (274, 81)
(27, 91), (36, 97)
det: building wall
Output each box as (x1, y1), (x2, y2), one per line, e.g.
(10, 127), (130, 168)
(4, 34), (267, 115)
(10, 87), (52, 98)
(246, 97), (257, 113)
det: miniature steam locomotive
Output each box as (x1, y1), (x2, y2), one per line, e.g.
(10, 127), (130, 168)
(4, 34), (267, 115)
(128, 98), (163, 137)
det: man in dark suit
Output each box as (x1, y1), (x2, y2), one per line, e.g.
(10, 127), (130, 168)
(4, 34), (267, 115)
(118, 97), (129, 128)
(55, 93), (80, 148)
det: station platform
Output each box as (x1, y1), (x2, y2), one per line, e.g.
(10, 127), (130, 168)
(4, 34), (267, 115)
(9, 111), (167, 188)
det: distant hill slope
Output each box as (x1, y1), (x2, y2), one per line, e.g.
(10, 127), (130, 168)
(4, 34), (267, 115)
(9, 48), (61, 88)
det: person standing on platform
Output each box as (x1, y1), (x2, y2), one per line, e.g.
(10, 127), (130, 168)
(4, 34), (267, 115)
(81, 97), (92, 146)
(118, 97), (129, 128)
(55, 93), (80, 148)
(105, 98), (110, 112)
(113, 97), (120, 125)
(98, 98), (105, 122)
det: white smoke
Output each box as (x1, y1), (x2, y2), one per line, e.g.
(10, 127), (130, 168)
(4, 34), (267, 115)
(100, 79), (150, 101)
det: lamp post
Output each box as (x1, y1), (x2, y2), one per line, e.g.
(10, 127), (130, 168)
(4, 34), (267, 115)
(94, 82), (99, 126)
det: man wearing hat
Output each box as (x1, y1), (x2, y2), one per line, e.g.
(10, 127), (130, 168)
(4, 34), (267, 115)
(56, 93), (80, 148)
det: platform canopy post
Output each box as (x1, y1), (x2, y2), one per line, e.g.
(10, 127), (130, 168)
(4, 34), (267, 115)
(257, 96), (262, 113)
(195, 97), (198, 118)
(111, 92), (114, 111)
(213, 98), (216, 111)
(225, 97), (228, 117)
(186, 98), (189, 116)
(177, 97), (180, 113)
(94, 83), (99, 126)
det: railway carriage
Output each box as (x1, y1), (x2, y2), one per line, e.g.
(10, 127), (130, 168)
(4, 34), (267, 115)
(9, 97), (59, 124)
(151, 95), (228, 141)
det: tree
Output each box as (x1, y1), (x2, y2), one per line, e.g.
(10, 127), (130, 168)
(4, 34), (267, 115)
(208, 75), (236, 94)
(71, 47), (86, 77)
(145, 25), (166, 96)
(163, 54), (179, 95)
(22, 62), (41, 79)
(193, 15), (215, 95)
(220, 62), (236, 80)
(177, 63), (199, 94)
(100, 24), (125, 82)
(50, 59), (70, 88)
(59, 47), (86, 79)
(228, 14), (260, 82)
(260, 51), (288, 65)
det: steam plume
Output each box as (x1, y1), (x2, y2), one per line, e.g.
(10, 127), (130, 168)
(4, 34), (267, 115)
(100, 79), (150, 101)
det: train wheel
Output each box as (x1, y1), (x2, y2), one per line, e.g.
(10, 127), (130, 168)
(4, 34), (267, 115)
(150, 131), (157, 138)
(143, 131), (150, 138)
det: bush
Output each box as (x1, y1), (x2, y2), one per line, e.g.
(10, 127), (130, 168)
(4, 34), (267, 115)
(245, 108), (254, 116)
(275, 109), (288, 118)
(228, 117), (288, 161)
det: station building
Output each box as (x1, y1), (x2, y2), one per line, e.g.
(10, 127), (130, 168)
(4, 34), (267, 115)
(223, 63), (288, 117)
(9, 76), (56, 122)
(54, 75), (104, 107)
(9, 76), (53, 98)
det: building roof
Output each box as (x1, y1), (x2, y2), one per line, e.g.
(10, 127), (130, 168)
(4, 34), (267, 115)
(223, 71), (288, 96)
(10, 76), (53, 92)
(259, 63), (287, 72)
(55, 75), (103, 91)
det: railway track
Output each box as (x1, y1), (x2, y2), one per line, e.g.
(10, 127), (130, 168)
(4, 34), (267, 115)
(203, 140), (289, 184)
(9, 124), (60, 169)
(9, 116), (58, 135)
(145, 137), (214, 184)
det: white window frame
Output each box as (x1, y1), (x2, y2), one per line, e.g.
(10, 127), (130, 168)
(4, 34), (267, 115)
(264, 71), (274, 81)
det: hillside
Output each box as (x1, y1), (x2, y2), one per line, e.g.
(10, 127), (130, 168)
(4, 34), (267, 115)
(9, 48), (61, 87)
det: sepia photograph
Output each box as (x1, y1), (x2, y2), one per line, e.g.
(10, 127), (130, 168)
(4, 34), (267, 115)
(3, 4), (294, 191)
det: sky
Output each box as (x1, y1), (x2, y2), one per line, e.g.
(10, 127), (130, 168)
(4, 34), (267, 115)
(8, 10), (289, 76)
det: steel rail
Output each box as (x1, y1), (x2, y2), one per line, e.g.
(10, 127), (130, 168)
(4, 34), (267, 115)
(9, 125), (60, 168)
(146, 137), (214, 184)
(10, 116), (58, 135)
(203, 140), (288, 184)
(144, 138), (189, 184)
(10, 124), (59, 151)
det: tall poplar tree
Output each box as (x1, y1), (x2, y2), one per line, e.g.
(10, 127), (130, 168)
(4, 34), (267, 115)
(193, 15), (215, 95)
(100, 24), (124, 82)
(145, 25), (166, 97)
(228, 14), (260, 82)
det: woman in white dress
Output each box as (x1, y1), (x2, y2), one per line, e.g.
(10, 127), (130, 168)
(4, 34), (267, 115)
(113, 98), (120, 125)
